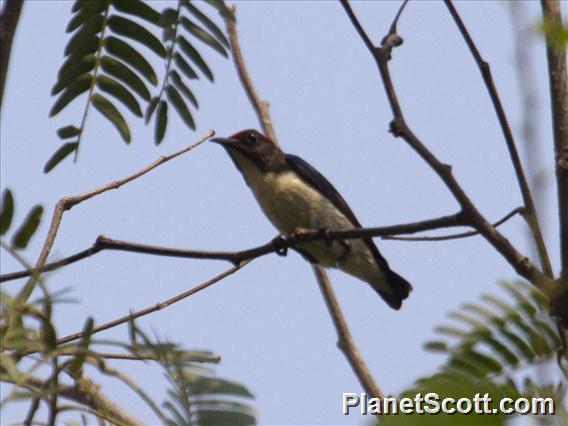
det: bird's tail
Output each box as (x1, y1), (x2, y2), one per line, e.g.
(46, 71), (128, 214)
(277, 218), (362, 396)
(375, 270), (413, 310)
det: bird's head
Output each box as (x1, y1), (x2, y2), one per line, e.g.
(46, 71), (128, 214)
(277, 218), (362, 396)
(211, 129), (285, 172)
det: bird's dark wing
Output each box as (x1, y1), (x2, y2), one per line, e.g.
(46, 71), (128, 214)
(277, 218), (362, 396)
(285, 154), (412, 309)
(285, 154), (362, 227)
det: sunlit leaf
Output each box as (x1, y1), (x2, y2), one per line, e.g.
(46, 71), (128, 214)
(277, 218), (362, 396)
(96, 75), (142, 117)
(99, 55), (150, 101)
(91, 93), (131, 143)
(177, 36), (213, 81)
(12, 205), (43, 249)
(107, 15), (166, 58)
(49, 73), (93, 117)
(104, 36), (157, 85)
(155, 100), (168, 144)
(0, 189), (14, 236)
(43, 142), (79, 174)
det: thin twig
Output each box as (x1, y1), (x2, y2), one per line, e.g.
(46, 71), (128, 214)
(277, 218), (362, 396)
(339, 0), (554, 294)
(16, 131), (214, 302)
(56, 260), (249, 345)
(444, 0), (553, 278)
(0, 0), (23, 109)
(225, 6), (276, 142)
(1, 208), (523, 282)
(312, 265), (384, 398)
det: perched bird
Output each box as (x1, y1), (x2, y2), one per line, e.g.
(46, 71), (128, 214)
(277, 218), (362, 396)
(212, 129), (412, 309)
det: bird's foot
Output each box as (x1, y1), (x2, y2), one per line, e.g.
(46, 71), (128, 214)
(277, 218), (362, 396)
(318, 227), (334, 247)
(271, 233), (289, 256)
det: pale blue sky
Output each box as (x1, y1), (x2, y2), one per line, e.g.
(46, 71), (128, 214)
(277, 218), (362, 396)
(1, 1), (563, 424)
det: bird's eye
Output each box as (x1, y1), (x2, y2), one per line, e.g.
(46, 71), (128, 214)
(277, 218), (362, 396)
(248, 132), (258, 143)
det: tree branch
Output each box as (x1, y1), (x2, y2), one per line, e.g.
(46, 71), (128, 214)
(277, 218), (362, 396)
(10, 374), (143, 426)
(0, 0), (23, 109)
(1, 208), (523, 282)
(15, 131), (214, 302)
(312, 265), (384, 398)
(339, 0), (554, 294)
(444, 0), (553, 279)
(541, 0), (568, 281)
(56, 261), (249, 345)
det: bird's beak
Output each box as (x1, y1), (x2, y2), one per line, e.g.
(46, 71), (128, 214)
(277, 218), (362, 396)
(210, 137), (239, 146)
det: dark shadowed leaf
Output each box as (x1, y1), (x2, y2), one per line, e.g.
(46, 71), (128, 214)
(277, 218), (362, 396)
(65, 35), (99, 59)
(145, 96), (159, 124)
(100, 55), (150, 101)
(0, 189), (14, 236)
(43, 142), (79, 173)
(160, 8), (179, 27)
(57, 125), (81, 139)
(91, 93), (131, 143)
(204, 0), (235, 22)
(96, 75), (142, 117)
(155, 100), (168, 144)
(166, 85), (195, 129)
(182, 0), (229, 48)
(111, 0), (161, 26)
(64, 15), (104, 56)
(173, 53), (198, 80)
(52, 54), (96, 95)
(177, 36), (213, 81)
(66, 1), (108, 33)
(69, 317), (94, 376)
(170, 70), (198, 108)
(104, 36), (157, 85)
(13, 205), (43, 249)
(107, 15), (166, 58)
(180, 17), (227, 57)
(49, 73), (92, 117)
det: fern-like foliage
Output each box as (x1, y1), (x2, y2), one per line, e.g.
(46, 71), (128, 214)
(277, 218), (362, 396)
(0, 188), (43, 249)
(46, 0), (231, 172)
(381, 281), (566, 425)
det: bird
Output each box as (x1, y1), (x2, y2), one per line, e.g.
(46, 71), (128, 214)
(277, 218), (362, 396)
(211, 129), (412, 309)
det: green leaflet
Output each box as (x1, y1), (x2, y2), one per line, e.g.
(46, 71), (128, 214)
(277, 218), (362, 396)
(104, 36), (157, 85)
(91, 93), (131, 143)
(99, 55), (150, 101)
(181, 0), (229, 49)
(96, 75), (142, 117)
(50, 73), (93, 117)
(0, 189), (14, 236)
(44, 142), (79, 173)
(155, 100), (168, 144)
(169, 70), (198, 108)
(180, 16), (227, 57)
(66, 1), (108, 33)
(12, 205), (44, 249)
(111, 0), (161, 26)
(52, 54), (96, 96)
(64, 15), (104, 57)
(57, 125), (81, 139)
(173, 52), (198, 80)
(107, 15), (166, 58)
(177, 36), (213, 81)
(166, 85), (195, 129)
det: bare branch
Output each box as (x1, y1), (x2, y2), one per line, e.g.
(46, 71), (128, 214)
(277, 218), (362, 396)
(16, 131), (214, 303)
(444, 0), (553, 278)
(56, 261), (249, 345)
(541, 0), (568, 281)
(339, 0), (554, 294)
(312, 265), (384, 398)
(0, 0), (23, 109)
(1, 208), (524, 282)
